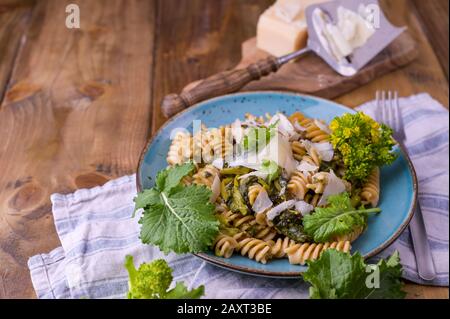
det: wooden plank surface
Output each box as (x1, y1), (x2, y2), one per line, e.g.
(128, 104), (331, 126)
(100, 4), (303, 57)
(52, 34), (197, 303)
(412, 0), (449, 80)
(151, 0), (273, 133)
(0, 0), (155, 298)
(0, 0), (34, 101)
(0, 0), (448, 299)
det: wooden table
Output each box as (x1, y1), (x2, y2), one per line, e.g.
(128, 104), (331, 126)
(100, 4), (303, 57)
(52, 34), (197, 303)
(0, 0), (448, 299)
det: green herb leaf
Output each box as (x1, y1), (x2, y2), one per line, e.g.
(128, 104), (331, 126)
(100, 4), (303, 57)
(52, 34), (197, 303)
(304, 250), (406, 299)
(260, 160), (281, 184)
(156, 162), (195, 193)
(135, 164), (219, 254)
(303, 193), (380, 242)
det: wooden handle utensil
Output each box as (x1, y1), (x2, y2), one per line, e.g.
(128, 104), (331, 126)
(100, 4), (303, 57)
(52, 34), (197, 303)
(161, 57), (281, 118)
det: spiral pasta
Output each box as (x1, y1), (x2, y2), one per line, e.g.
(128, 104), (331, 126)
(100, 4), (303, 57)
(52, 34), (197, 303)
(304, 193), (321, 207)
(219, 210), (256, 232)
(333, 226), (365, 243)
(304, 120), (330, 143)
(254, 226), (277, 241)
(289, 112), (329, 142)
(245, 113), (266, 125)
(213, 233), (238, 258)
(181, 175), (193, 186)
(268, 237), (296, 258)
(255, 211), (269, 225)
(166, 131), (192, 166)
(285, 241), (351, 265)
(219, 209), (276, 241)
(193, 165), (220, 188)
(361, 168), (380, 207)
(287, 171), (311, 200)
(289, 112), (312, 127)
(306, 172), (328, 194)
(291, 141), (307, 161)
(233, 232), (272, 264)
(302, 146), (321, 167)
(248, 184), (265, 206)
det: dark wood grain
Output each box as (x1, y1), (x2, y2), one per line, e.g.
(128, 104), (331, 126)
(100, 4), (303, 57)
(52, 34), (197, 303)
(0, 0), (34, 103)
(412, 0), (449, 79)
(151, 0), (273, 132)
(0, 0), (156, 298)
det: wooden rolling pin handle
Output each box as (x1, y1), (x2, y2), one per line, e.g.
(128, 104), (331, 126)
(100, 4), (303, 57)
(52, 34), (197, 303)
(161, 56), (280, 118)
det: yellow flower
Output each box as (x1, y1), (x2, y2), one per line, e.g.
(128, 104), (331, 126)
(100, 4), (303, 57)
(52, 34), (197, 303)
(343, 128), (352, 138)
(330, 120), (339, 131)
(340, 144), (351, 155)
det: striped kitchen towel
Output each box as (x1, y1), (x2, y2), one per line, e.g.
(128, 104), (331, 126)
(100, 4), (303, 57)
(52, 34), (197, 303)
(28, 93), (448, 299)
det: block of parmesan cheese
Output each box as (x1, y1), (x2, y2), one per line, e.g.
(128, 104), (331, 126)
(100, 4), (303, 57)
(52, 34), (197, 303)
(256, 0), (327, 57)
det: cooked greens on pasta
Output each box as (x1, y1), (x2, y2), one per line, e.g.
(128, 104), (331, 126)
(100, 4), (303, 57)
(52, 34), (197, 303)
(135, 111), (396, 265)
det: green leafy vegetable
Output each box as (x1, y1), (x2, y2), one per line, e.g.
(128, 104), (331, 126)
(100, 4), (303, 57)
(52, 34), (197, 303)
(125, 255), (204, 299)
(229, 176), (249, 215)
(220, 166), (252, 175)
(303, 192), (380, 243)
(303, 250), (406, 299)
(135, 163), (219, 254)
(273, 210), (311, 243)
(260, 160), (281, 184)
(330, 112), (397, 182)
(220, 177), (233, 201)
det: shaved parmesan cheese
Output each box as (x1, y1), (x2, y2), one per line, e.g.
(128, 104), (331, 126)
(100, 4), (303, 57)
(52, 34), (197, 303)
(295, 201), (314, 216)
(313, 142), (334, 162)
(268, 113), (295, 137)
(289, 132), (301, 142)
(230, 132), (297, 176)
(267, 200), (296, 220)
(209, 175), (221, 203)
(297, 160), (319, 174)
(231, 119), (244, 144)
(317, 170), (347, 206)
(211, 158), (224, 170)
(313, 119), (332, 134)
(301, 139), (334, 162)
(252, 188), (273, 214)
(294, 122), (307, 132)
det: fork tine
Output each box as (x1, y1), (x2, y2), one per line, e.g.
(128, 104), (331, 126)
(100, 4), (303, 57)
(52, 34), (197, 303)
(375, 90), (381, 122)
(394, 91), (402, 128)
(387, 91), (394, 130)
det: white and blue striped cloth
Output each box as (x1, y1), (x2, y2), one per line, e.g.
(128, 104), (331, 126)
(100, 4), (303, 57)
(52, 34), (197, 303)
(28, 93), (448, 299)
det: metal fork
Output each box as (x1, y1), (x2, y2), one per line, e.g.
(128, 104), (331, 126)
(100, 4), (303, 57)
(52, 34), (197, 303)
(376, 91), (436, 281)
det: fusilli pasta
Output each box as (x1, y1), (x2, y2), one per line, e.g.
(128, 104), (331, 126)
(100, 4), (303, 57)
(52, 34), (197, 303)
(268, 237), (296, 258)
(213, 233), (238, 258)
(234, 232), (272, 264)
(285, 241), (351, 265)
(361, 168), (380, 207)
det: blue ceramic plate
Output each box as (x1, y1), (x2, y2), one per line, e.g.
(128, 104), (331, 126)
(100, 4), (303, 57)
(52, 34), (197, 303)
(137, 92), (417, 278)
